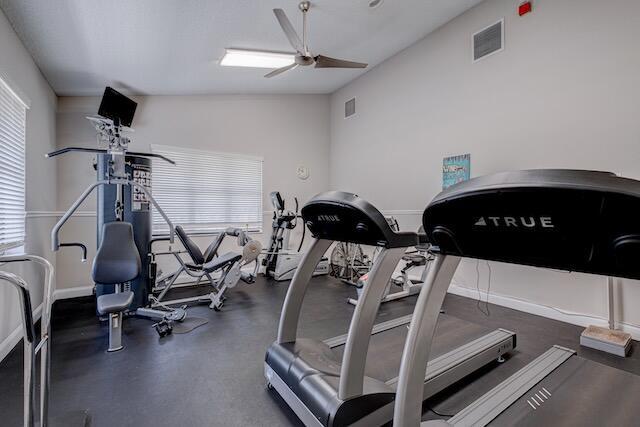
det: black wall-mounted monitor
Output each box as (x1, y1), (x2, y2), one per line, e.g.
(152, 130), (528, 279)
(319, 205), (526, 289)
(98, 87), (137, 127)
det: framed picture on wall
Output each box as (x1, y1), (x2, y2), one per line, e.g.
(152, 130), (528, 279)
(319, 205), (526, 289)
(443, 154), (470, 189)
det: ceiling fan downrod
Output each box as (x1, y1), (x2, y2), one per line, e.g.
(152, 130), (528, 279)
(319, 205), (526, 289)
(300, 1), (310, 57)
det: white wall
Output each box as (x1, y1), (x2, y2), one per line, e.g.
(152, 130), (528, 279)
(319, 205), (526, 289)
(55, 94), (330, 290)
(330, 0), (640, 335)
(0, 7), (57, 360)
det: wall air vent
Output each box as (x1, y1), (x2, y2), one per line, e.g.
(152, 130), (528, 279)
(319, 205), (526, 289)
(472, 19), (504, 62)
(345, 97), (356, 119)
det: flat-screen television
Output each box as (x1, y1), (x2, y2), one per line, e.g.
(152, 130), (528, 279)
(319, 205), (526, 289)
(98, 87), (137, 127)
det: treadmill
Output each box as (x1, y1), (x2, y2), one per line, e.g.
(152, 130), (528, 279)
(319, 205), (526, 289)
(392, 169), (640, 426)
(265, 191), (516, 426)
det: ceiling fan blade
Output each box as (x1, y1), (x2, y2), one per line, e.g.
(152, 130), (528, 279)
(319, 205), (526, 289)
(264, 63), (298, 78)
(273, 9), (305, 55)
(314, 55), (368, 69)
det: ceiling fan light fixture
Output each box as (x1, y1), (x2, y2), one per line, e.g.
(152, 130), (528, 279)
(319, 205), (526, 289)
(220, 49), (295, 69)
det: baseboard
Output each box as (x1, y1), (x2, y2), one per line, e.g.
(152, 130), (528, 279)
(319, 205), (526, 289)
(448, 283), (640, 340)
(0, 303), (43, 363)
(54, 285), (94, 301)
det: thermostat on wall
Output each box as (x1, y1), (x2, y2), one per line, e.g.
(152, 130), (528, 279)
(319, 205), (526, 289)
(296, 165), (310, 180)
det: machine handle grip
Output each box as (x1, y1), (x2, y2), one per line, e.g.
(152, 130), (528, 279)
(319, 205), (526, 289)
(46, 147), (176, 165)
(127, 151), (176, 165)
(46, 147), (108, 158)
(59, 243), (88, 262)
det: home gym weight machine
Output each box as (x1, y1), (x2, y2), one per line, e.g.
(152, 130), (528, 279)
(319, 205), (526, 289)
(49, 87), (186, 337)
(262, 191), (328, 281)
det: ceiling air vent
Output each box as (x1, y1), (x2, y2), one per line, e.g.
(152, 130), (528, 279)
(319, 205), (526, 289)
(472, 19), (504, 62)
(345, 97), (356, 119)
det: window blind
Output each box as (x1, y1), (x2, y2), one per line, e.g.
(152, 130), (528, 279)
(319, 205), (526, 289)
(151, 144), (263, 235)
(0, 78), (27, 253)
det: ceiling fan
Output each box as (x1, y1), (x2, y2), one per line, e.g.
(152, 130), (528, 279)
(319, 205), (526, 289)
(265, 1), (368, 78)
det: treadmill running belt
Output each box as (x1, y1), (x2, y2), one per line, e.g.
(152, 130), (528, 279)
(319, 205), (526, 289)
(490, 357), (640, 426)
(332, 314), (501, 383)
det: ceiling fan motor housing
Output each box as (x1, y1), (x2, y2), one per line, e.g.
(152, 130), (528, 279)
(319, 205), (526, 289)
(295, 55), (315, 66)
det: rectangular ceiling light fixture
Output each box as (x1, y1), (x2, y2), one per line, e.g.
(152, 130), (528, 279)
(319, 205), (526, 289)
(220, 49), (295, 69)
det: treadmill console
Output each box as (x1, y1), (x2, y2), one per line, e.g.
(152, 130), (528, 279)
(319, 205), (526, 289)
(423, 169), (640, 280)
(302, 191), (418, 248)
(270, 191), (285, 211)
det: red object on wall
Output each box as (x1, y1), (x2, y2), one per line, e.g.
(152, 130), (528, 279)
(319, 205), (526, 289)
(519, 1), (532, 16)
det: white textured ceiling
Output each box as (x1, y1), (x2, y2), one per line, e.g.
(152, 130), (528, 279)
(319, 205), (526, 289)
(0, 0), (482, 95)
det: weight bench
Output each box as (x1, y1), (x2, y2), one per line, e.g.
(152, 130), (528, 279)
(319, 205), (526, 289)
(93, 222), (141, 352)
(151, 225), (261, 310)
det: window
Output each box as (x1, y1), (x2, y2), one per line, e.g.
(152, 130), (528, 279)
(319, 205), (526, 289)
(0, 77), (27, 253)
(151, 144), (263, 235)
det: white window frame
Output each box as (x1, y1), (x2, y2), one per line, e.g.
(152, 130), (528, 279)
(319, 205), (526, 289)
(0, 75), (29, 254)
(150, 144), (263, 235)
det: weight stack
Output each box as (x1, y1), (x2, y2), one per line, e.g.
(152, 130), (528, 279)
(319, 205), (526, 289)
(95, 154), (153, 311)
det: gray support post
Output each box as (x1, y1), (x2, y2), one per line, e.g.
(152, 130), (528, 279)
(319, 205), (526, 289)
(108, 312), (124, 352)
(277, 238), (333, 343)
(338, 247), (406, 400)
(393, 254), (461, 427)
(607, 276), (615, 330)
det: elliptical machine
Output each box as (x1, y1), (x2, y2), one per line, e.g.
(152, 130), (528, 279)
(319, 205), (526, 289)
(262, 191), (329, 281)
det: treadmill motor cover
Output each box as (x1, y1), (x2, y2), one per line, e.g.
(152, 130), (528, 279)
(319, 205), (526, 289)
(423, 169), (640, 280)
(302, 191), (418, 248)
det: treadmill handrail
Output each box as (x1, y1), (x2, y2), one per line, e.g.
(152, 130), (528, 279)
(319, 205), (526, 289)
(277, 238), (333, 343)
(393, 254), (462, 426)
(0, 254), (55, 427)
(338, 247), (406, 400)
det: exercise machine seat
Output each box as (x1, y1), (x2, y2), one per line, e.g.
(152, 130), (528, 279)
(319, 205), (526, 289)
(175, 225), (206, 265)
(92, 222), (141, 285)
(201, 252), (242, 273)
(415, 225), (430, 252)
(402, 253), (427, 266)
(97, 291), (134, 315)
(92, 221), (141, 352)
(185, 251), (243, 272)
